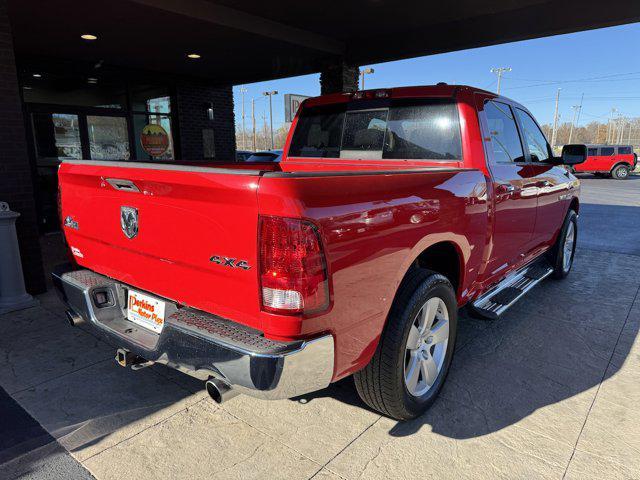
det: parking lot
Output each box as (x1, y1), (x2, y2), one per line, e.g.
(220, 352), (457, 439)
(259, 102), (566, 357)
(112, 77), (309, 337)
(1, 175), (639, 480)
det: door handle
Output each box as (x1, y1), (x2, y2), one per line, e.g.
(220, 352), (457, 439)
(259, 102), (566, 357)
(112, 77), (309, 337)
(496, 183), (518, 195)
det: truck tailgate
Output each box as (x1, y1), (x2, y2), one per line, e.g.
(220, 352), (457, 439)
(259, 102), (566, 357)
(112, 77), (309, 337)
(58, 160), (263, 329)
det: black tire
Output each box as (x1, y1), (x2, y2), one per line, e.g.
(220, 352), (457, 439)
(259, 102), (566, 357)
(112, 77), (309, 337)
(354, 269), (457, 420)
(611, 164), (630, 180)
(549, 209), (577, 279)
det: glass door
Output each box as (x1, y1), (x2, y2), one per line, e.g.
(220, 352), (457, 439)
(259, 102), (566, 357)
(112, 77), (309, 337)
(30, 112), (82, 232)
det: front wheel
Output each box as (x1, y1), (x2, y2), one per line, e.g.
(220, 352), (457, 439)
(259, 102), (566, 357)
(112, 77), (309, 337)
(550, 209), (577, 279)
(611, 164), (630, 180)
(354, 269), (457, 420)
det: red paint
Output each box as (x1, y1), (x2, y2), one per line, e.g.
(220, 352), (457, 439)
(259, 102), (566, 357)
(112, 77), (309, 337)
(58, 85), (579, 382)
(574, 145), (636, 173)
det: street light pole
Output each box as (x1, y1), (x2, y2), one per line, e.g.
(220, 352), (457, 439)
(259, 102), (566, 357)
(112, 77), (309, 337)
(360, 67), (375, 90)
(262, 90), (278, 150)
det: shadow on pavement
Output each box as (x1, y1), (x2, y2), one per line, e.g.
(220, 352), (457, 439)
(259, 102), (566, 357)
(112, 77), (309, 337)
(297, 200), (640, 440)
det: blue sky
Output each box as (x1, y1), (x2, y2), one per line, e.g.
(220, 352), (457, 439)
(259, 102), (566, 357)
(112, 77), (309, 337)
(233, 22), (640, 130)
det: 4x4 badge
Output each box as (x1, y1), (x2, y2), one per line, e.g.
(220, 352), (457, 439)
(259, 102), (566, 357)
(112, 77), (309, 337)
(209, 255), (251, 270)
(120, 206), (138, 239)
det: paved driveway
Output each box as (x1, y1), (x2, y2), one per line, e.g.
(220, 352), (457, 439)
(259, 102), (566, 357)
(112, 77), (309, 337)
(1, 176), (639, 479)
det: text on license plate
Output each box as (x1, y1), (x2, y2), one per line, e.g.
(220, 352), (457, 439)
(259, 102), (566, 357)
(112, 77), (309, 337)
(127, 289), (166, 333)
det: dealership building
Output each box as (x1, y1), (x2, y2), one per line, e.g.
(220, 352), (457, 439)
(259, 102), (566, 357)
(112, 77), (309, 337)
(1, 0), (638, 295)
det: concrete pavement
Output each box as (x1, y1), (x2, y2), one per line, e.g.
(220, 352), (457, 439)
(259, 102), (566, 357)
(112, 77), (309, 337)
(1, 176), (639, 479)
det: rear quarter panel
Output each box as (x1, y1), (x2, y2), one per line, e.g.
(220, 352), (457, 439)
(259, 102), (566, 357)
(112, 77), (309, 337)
(258, 169), (488, 379)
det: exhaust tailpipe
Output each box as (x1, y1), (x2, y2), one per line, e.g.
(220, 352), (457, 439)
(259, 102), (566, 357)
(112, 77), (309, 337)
(206, 378), (238, 404)
(66, 310), (85, 327)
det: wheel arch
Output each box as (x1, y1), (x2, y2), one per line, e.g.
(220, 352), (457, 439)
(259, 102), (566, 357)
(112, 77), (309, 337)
(393, 240), (465, 305)
(610, 161), (631, 174)
(569, 197), (580, 214)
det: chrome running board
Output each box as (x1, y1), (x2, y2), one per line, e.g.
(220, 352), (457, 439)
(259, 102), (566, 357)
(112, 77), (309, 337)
(470, 261), (553, 320)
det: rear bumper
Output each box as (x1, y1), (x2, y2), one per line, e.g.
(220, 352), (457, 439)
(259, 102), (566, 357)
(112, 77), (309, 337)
(52, 264), (334, 400)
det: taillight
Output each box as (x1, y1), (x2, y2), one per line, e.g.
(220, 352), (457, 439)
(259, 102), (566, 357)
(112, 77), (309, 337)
(259, 216), (329, 315)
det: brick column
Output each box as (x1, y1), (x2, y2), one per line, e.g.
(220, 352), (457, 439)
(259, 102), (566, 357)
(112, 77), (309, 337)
(176, 83), (236, 162)
(0, 0), (45, 294)
(320, 61), (359, 95)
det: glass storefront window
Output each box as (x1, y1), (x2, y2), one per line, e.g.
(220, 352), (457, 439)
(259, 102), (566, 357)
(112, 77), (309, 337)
(87, 116), (130, 160)
(31, 113), (82, 162)
(131, 85), (171, 113)
(133, 113), (175, 161)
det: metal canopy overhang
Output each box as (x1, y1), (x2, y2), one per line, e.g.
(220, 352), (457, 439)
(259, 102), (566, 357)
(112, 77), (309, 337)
(8, 0), (640, 85)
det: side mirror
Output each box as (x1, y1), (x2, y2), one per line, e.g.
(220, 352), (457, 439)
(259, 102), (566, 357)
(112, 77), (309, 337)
(558, 144), (587, 165)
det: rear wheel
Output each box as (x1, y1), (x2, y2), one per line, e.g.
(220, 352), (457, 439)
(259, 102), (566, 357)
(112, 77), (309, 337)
(611, 164), (630, 180)
(354, 269), (457, 420)
(550, 209), (577, 279)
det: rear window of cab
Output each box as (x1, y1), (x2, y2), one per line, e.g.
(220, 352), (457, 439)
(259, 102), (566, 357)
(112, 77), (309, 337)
(288, 99), (462, 161)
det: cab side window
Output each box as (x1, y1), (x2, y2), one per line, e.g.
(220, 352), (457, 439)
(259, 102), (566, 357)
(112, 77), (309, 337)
(484, 101), (525, 163)
(515, 108), (551, 162)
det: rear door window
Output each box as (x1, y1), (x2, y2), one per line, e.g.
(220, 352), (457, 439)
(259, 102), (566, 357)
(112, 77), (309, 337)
(483, 101), (525, 163)
(600, 147), (615, 156)
(288, 99), (462, 160)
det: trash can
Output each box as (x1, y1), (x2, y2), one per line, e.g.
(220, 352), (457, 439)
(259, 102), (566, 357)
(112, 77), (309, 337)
(0, 202), (39, 314)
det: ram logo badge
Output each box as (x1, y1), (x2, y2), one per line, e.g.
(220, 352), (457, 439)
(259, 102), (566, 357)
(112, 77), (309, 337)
(120, 206), (138, 239)
(209, 255), (251, 270)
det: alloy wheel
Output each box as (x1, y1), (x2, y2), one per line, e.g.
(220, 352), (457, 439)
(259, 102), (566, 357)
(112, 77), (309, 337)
(404, 297), (450, 397)
(563, 221), (575, 272)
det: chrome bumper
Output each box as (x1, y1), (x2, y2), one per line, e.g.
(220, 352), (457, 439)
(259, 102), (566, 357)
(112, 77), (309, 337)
(52, 264), (334, 400)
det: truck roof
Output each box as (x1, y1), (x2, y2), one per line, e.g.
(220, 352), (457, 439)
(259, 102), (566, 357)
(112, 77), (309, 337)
(303, 84), (497, 108)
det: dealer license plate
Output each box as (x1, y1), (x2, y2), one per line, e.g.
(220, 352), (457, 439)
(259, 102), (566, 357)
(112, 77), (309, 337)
(126, 289), (166, 333)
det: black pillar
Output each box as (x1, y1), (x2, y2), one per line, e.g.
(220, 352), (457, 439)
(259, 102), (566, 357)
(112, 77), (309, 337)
(176, 83), (236, 162)
(0, 0), (45, 294)
(320, 61), (359, 95)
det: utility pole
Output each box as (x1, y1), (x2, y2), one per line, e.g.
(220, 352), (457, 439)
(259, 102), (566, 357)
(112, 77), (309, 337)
(568, 105), (580, 144)
(606, 108), (617, 144)
(575, 93), (584, 125)
(490, 67), (511, 95)
(360, 67), (375, 90)
(261, 112), (268, 150)
(617, 116), (626, 144)
(551, 88), (561, 148)
(240, 86), (247, 150)
(251, 98), (256, 151)
(262, 90), (278, 150)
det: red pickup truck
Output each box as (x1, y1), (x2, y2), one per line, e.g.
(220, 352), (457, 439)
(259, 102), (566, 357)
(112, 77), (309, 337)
(54, 85), (584, 420)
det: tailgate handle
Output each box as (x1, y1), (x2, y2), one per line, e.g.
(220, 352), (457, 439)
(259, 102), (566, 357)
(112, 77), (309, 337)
(106, 178), (140, 193)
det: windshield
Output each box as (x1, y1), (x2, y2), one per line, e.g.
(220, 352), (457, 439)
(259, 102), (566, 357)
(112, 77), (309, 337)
(288, 99), (462, 160)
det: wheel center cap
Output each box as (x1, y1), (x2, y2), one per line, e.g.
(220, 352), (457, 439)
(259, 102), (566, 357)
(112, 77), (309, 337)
(425, 336), (433, 344)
